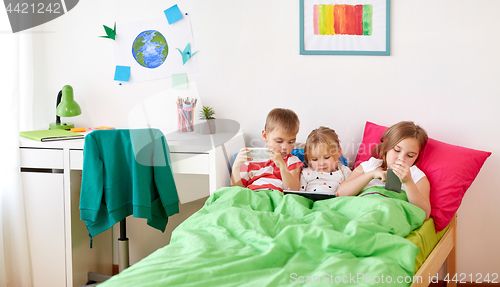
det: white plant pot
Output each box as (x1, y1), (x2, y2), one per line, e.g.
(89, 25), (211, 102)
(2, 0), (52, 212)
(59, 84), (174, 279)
(200, 119), (216, 134)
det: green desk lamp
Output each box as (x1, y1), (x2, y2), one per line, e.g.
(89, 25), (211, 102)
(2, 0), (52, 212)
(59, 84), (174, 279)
(49, 85), (82, 130)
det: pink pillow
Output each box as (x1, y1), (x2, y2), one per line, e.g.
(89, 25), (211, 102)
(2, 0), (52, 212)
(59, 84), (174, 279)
(354, 121), (491, 231)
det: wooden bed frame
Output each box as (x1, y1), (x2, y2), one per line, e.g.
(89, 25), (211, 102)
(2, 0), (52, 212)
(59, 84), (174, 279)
(411, 214), (457, 287)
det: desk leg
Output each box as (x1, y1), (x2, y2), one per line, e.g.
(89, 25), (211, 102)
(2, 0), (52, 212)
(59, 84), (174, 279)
(63, 148), (73, 287)
(208, 149), (217, 195)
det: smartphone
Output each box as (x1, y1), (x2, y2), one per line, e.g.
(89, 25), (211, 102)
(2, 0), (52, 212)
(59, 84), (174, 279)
(385, 168), (402, 193)
(247, 148), (272, 160)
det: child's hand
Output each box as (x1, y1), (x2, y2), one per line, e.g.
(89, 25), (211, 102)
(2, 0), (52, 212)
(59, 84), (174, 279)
(391, 159), (412, 183)
(269, 149), (287, 170)
(372, 167), (386, 182)
(234, 148), (251, 168)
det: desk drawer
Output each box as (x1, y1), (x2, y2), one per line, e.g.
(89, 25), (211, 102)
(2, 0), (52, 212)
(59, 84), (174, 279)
(20, 148), (64, 169)
(70, 150), (83, 170)
(170, 153), (209, 175)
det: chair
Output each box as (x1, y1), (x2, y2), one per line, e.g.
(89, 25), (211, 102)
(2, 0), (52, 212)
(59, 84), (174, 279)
(80, 129), (179, 285)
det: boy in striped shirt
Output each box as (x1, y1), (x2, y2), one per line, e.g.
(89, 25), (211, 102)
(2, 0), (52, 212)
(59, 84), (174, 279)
(231, 108), (304, 192)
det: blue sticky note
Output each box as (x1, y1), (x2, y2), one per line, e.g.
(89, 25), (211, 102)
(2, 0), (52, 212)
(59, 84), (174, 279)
(172, 73), (188, 89)
(164, 4), (183, 25)
(114, 66), (130, 81)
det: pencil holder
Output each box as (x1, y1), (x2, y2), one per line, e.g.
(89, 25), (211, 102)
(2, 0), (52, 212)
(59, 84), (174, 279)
(176, 97), (196, 132)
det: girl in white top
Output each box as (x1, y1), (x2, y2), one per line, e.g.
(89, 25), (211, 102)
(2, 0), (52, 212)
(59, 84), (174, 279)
(337, 121), (431, 220)
(300, 126), (351, 193)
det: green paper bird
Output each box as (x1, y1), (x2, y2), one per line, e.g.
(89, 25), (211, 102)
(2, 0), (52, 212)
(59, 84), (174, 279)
(100, 22), (116, 40)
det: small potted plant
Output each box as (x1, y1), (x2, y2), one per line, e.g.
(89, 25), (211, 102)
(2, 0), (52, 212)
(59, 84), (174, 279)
(199, 106), (216, 134)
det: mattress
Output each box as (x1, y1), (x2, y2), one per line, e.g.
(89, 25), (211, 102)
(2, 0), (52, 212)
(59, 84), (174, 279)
(406, 218), (449, 272)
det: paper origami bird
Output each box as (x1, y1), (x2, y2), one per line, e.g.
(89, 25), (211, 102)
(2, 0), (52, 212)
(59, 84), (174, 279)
(100, 22), (116, 40)
(177, 43), (198, 65)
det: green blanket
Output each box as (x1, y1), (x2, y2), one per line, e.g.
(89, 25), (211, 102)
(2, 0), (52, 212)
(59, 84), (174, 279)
(100, 186), (425, 287)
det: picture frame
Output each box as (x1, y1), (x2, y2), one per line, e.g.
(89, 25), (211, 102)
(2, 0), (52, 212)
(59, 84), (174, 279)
(300, 0), (390, 56)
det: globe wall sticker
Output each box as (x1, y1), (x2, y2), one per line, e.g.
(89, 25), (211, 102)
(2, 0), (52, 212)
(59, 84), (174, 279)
(132, 30), (168, 69)
(5, 0), (79, 33)
(114, 16), (198, 82)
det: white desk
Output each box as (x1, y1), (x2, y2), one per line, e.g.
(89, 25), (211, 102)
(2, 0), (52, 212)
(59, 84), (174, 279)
(19, 130), (244, 287)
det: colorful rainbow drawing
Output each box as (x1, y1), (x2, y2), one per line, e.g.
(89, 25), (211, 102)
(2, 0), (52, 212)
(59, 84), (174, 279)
(313, 4), (373, 36)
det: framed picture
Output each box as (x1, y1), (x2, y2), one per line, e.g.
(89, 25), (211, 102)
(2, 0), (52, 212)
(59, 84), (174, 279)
(300, 0), (390, 55)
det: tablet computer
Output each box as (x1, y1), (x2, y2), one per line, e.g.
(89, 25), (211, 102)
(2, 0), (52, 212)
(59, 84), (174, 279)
(283, 190), (336, 201)
(385, 168), (402, 193)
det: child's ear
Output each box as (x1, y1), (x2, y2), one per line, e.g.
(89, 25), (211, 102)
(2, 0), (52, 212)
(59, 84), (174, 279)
(262, 130), (268, 142)
(337, 147), (343, 157)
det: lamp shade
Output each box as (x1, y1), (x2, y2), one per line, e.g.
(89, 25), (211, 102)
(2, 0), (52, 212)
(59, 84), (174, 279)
(56, 85), (81, 117)
(49, 85), (82, 130)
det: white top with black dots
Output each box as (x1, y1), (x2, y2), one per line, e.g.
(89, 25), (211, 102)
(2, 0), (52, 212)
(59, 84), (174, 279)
(299, 164), (352, 193)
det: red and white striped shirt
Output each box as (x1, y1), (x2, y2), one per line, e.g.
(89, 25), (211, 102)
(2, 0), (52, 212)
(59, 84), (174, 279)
(240, 155), (304, 191)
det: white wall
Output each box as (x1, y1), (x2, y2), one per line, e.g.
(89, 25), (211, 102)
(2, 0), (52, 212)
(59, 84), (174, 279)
(30, 0), (499, 277)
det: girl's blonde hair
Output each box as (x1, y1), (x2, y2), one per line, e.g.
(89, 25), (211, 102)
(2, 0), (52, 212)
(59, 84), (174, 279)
(264, 108), (300, 135)
(371, 121), (428, 169)
(304, 126), (341, 166)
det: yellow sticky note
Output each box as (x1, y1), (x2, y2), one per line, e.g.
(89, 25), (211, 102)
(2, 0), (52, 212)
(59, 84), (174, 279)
(71, 127), (87, 132)
(94, 126), (115, 130)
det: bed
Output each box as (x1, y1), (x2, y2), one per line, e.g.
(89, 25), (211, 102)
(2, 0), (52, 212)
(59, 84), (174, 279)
(97, 187), (451, 287)
(95, 122), (490, 287)
(410, 214), (456, 287)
